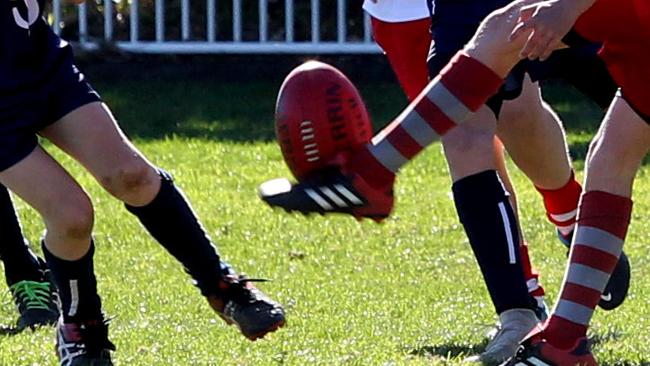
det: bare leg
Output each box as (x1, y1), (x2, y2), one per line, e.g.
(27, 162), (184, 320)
(41, 101), (285, 338)
(498, 76), (572, 189)
(40, 102), (160, 207)
(0, 146), (102, 326)
(540, 95), (649, 353)
(0, 147), (93, 260)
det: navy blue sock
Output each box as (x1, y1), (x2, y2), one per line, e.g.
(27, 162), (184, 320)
(452, 170), (536, 314)
(0, 186), (43, 286)
(125, 170), (230, 296)
(42, 241), (102, 322)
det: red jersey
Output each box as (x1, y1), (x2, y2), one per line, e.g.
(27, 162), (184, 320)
(574, 0), (650, 117)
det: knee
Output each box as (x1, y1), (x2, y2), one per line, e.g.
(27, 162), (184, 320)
(586, 134), (640, 178)
(442, 126), (495, 161)
(99, 161), (159, 200)
(53, 195), (94, 240)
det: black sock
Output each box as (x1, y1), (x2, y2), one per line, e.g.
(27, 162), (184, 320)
(452, 170), (536, 314)
(0, 185), (43, 286)
(42, 241), (102, 323)
(125, 170), (229, 296)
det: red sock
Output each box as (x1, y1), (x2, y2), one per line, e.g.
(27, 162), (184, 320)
(351, 52), (504, 189)
(545, 191), (632, 349)
(535, 172), (582, 237)
(520, 241), (545, 298)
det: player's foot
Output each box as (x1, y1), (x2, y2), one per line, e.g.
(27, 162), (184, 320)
(557, 229), (630, 310)
(10, 265), (60, 330)
(207, 275), (286, 341)
(56, 317), (115, 366)
(502, 329), (596, 366)
(464, 309), (539, 365)
(259, 165), (394, 222)
(532, 298), (549, 322)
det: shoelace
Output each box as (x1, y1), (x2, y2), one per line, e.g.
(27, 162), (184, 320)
(10, 280), (53, 311)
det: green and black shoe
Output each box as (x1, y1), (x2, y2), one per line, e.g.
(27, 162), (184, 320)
(10, 276), (60, 330)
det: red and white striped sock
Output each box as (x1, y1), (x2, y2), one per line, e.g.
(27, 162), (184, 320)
(520, 241), (545, 299)
(347, 52), (504, 189)
(535, 172), (582, 238)
(545, 190), (632, 349)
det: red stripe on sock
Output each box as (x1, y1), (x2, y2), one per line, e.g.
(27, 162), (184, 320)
(535, 172), (582, 214)
(519, 242), (545, 297)
(529, 287), (545, 298)
(385, 126), (423, 160)
(438, 52), (504, 111)
(348, 147), (395, 190)
(578, 191), (633, 239)
(560, 283), (602, 309)
(571, 245), (619, 273)
(544, 315), (588, 349)
(413, 96), (456, 135)
(536, 172), (582, 226)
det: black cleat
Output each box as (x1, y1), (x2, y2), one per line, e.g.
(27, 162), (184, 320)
(207, 275), (285, 340)
(259, 167), (394, 222)
(599, 250), (630, 310)
(557, 229), (630, 310)
(56, 317), (115, 366)
(10, 270), (60, 330)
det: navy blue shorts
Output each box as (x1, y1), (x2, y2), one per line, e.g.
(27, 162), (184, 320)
(0, 51), (101, 172)
(427, 0), (617, 116)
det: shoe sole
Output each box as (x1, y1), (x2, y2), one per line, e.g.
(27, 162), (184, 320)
(245, 318), (287, 341)
(273, 204), (387, 223)
(217, 314), (287, 341)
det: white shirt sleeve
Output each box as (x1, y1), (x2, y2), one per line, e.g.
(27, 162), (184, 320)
(362, 0), (431, 22)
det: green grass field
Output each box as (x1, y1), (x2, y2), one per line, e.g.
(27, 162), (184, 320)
(0, 77), (648, 365)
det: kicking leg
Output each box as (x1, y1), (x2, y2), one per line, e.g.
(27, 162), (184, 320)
(40, 102), (285, 340)
(260, 2), (538, 217)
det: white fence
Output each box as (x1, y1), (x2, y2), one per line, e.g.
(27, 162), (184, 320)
(52, 0), (382, 54)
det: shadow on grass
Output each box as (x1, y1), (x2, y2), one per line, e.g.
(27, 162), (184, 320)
(406, 330), (649, 365)
(84, 62), (650, 165)
(85, 59), (405, 144)
(0, 325), (24, 336)
(406, 338), (489, 360)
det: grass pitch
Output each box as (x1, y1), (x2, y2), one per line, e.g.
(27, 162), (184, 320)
(0, 77), (647, 365)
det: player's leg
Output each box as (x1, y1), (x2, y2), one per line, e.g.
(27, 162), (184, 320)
(440, 104), (541, 364)
(373, 12), (547, 357)
(0, 185), (60, 330)
(371, 16), (431, 101)
(429, 8), (545, 357)
(506, 93), (648, 366)
(498, 76), (581, 237)
(498, 55), (630, 311)
(259, 1), (537, 217)
(372, 7), (544, 306)
(39, 101), (285, 340)
(492, 138), (545, 307)
(0, 146), (112, 363)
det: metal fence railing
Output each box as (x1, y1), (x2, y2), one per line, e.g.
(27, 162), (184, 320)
(52, 0), (382, 54)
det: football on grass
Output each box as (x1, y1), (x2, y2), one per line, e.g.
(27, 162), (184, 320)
(274, 60), (372, 180)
